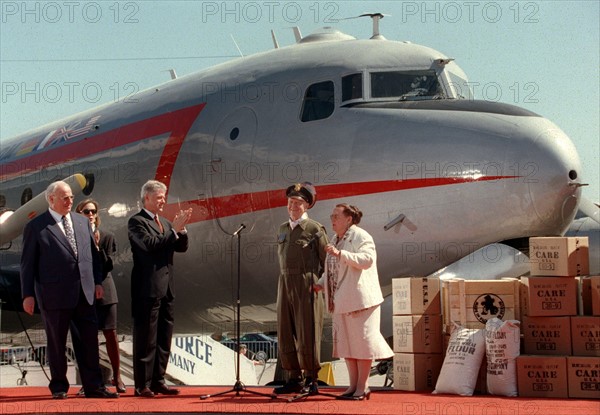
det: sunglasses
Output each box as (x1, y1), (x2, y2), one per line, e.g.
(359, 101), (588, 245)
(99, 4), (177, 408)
(82, 209), (97, 215)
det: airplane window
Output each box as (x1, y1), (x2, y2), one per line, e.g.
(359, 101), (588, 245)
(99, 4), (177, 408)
(447, 71), (473, 100)
(370, 70), (443, 100)
(301, 81), (335, 122)
(342, 73), (363, 102)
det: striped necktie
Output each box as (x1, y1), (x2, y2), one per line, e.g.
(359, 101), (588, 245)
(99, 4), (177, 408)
(62, 215), (78, 256)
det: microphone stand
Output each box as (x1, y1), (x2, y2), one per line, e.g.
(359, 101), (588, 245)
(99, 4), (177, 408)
(200, 225), (276, 400)
(288, 233), (339, 402)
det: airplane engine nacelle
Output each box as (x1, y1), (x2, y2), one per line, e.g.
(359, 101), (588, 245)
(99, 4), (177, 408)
(0, 173), (87, 246)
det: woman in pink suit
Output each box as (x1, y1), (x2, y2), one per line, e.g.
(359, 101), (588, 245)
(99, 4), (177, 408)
(316, 203), (393, 400)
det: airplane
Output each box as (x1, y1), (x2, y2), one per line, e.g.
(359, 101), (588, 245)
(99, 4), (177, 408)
(0, 14), (597, 338)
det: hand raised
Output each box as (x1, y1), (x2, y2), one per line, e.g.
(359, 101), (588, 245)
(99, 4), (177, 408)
(173, 208), (193, 232)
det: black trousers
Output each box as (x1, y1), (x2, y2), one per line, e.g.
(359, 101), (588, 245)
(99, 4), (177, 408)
(132, 291), (175, 389)
(41, 289), (103, 394)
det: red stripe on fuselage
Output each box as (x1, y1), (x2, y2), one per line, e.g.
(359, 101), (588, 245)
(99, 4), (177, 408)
(1, 103), (520, 224)
(154, 104), (206, 188)
(0, 104), (206, 182)
(162, 176), (519, 224)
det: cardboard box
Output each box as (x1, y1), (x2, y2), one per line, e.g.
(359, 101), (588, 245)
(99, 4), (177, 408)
(392, 277), (441, 315)
(393, 353), (443, 391)
(442, 278), (520, 331)
(516, 355), (568, 398)
(520, 276), (577, 317)
(566, 356), (600, 399)
(570, 316), (600, 357)
(522, 316), (572, 355)
(529, 236), (589, 277)
(581, 276), (600, 316)
(393, 315), (443, 354)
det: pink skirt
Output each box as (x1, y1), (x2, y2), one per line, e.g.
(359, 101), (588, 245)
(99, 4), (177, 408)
(332, 306), (393, 360)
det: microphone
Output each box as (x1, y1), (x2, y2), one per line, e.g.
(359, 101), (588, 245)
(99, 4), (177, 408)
(301, 231), (323, 248)
(232, 224), (246, 236)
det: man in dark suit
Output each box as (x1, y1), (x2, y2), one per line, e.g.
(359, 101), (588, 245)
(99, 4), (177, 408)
(20, 181), (119, 399)
(128, 180), (192, 398)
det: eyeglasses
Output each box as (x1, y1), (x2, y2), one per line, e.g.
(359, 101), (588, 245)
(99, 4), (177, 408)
(82, 209), (97, 215)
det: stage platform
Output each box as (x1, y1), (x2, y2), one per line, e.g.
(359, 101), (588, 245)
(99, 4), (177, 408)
(1, 385), (599, 415)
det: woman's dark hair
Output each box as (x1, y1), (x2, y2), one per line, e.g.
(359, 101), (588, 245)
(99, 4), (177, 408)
(336, 203), (363, 225)
(75, 198), (101, 228)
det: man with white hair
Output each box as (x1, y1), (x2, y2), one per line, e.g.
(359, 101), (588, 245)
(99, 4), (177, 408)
(21, 180), (118, 399)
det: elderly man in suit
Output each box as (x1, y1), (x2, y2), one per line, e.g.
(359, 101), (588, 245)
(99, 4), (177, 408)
(128, 180), (192, 398)
(20, 180), (119, 399)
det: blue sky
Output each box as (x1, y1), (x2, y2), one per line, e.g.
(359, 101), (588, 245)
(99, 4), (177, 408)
(1, 1), (598, 201)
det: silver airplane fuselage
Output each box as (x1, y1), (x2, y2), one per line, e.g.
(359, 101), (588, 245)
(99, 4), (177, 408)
(0, 29), (583, 333)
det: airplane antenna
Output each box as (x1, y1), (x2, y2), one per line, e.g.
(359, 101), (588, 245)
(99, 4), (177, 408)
(384, 213), (405, 231)
(271, 30), (279, 49)
(341, 12), (389, 40)
(230, 34), (244, 57)
(162, 69), (177, 80)
(362, 12), (387, 39)
(292, 26), (302, 43)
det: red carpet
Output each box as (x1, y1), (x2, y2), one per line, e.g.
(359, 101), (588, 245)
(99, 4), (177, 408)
(1, 386), (598, 415)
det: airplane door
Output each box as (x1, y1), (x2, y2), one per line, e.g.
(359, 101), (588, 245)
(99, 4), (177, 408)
(210, 107), (258, 235)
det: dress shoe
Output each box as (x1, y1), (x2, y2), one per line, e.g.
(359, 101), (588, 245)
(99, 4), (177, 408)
(134, 387), (155, 398)
(272, 379), (303, 395)
(76, 387), (85, 396)
(85, 387), (119, 398)
(52, 391), (68, 399)
(112, 378), (127, 394)
(338, 390), (355, 398)
(301, 379), (319, 395)
(352, 388), (371, 401)
(150, 384), (180, 395)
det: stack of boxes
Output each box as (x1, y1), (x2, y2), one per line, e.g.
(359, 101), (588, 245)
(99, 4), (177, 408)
(517, 236), (599, 399)
(392, 236), (598, 398)
(441, 277), (521, 393)
(391, 277), (443, 391)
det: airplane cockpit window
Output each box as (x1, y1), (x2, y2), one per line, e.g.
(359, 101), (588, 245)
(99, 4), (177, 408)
(447, 71), (474, 100)
(370, 70), (444, 100)
(301, 81), (335, 122)
(342, 73), (363, 102)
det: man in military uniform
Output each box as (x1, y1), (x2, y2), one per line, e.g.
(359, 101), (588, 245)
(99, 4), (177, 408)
(274, 182), (328, 395)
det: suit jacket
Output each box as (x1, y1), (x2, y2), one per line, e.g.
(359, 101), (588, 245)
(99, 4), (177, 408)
(20, 210), (102, 310)
(318, 225), (384, 314)
(128, 210), (189, 300)
(97, 230), (118, 305)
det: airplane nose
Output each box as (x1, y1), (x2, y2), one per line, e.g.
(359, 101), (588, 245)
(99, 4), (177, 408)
(524, 124), (582, 235)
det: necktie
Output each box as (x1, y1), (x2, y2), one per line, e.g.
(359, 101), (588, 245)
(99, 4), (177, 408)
(154, 215), (164, 233)
(62, 215), (78, 256)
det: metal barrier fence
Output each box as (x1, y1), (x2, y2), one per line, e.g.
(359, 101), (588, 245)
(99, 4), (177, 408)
(220, 340), (278, 361)
(0, 345), (76, 366)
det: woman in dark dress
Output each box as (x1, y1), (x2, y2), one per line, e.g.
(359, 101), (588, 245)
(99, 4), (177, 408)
(76, 199), (126, 393)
